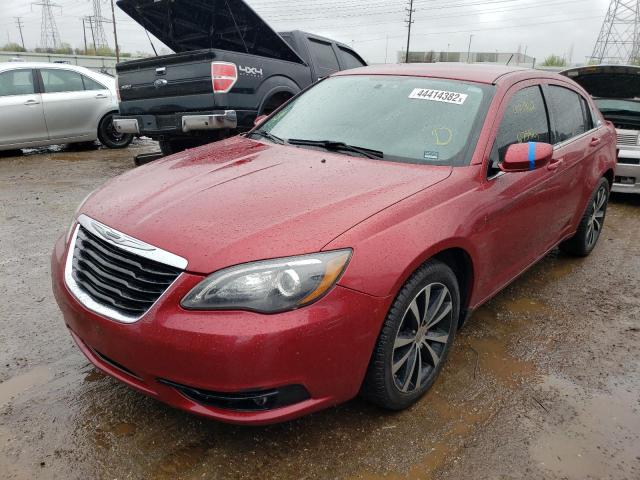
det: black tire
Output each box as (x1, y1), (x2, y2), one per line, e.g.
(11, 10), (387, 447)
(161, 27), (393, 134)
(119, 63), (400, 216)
(361, 260), (460, 410)
(559, 178), (610, 257)
(97, 113), (134, 149)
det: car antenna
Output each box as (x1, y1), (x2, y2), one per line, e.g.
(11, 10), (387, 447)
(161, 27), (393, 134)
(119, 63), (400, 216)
(145, 28), (158, 56)
(506, 54), (514, 66)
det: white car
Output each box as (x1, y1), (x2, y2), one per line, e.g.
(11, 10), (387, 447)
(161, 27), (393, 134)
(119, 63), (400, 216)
(0, 62), (133, 152)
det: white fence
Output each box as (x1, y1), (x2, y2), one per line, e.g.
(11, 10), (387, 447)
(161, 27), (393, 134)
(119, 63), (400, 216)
(0, 51), (145, 75)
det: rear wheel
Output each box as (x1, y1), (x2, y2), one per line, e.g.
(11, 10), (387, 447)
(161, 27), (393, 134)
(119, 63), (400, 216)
(97, 113), (133, 149)
(560, 177), (609, 256)
(361, 260), (459, 410)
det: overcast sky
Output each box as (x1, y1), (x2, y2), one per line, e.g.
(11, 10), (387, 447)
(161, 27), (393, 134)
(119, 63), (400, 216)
(0, 0), (612, 64)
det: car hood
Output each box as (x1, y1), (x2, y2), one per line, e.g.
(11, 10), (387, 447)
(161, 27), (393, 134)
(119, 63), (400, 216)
(116, 0), (305, 64)
(81, 137), (452, 274)
(560, 65), (640, 99)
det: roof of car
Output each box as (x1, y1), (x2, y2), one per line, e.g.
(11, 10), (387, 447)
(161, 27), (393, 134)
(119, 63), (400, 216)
(0, 62), (97, 73)
(333, 63), (549, 85)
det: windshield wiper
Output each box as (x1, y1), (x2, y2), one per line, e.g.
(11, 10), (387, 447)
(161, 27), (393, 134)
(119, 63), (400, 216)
(249, 130), (286, 145)
(287, 139), (384, 159)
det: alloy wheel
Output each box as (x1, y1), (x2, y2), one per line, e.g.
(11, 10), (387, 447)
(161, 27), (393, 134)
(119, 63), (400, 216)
(586, 185), (607, 248)
(391, 283), (453, 393)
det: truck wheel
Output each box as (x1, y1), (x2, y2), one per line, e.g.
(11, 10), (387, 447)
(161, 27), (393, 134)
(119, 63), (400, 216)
(97, 113), (134, 149)
(159, 139), (193, 156)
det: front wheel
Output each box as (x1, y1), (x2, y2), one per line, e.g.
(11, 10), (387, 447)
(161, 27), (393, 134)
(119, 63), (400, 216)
(97, 113), (134, 149)
(361, 260), (459, 410)
(560, 177), (609, 257)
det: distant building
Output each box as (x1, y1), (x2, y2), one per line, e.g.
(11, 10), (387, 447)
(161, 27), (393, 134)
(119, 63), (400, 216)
(397, 51), (536, 67)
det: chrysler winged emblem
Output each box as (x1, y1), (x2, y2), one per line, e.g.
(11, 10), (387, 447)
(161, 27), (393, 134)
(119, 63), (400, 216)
(92, 222), (155, 251)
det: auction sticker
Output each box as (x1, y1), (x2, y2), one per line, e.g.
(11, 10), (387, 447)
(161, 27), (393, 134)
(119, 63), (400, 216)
(409, 88), (468, 105)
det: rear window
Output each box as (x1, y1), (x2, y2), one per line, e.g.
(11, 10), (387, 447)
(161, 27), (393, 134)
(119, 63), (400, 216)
(339, 47), (366, 69)
(41, 69), (85, 93)
(0, 69), (35, 96)
(546, 86), (589, 143)
(259, 75), (494, 166)
(308, 39), (339, 73)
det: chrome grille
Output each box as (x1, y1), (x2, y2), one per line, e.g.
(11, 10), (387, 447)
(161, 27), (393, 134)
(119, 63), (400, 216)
(617, 132), (639, 147)
(70, 225), (182, 319)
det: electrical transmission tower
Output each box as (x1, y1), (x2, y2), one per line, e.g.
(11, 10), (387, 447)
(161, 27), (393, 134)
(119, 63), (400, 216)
(88, 0), (110, 50)
(33, 0), (62, 50)
(590, 0), (640, 64)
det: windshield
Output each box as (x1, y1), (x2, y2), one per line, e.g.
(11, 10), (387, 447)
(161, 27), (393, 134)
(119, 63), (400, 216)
(594, 98), (640, 115)
(255, 75), (494, 166)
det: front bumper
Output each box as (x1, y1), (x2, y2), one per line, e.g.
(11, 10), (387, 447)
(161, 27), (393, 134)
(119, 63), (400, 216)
(113, 110), (240, 136)
(51, 235), (389, 425)
(613, 149), (640, 194)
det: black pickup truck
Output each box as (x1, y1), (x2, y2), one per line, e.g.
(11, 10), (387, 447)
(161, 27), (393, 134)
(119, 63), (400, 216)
(112, 0), (367, 155)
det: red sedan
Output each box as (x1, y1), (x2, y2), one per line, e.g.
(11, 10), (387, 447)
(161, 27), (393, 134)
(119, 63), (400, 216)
(51, 64), (617, 425)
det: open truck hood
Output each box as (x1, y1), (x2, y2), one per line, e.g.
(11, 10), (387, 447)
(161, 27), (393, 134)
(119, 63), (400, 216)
(117, 0), (305, 64)
(561, 65), (640, 99)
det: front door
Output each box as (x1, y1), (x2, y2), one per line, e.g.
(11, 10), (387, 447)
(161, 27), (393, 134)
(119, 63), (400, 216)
(476, 83), (563, 298)
(0, 68), (48, 147)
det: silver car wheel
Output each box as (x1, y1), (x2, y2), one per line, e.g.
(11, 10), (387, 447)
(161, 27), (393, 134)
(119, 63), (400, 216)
(586, 184), (607, 248)
(391, 283), (453, 393)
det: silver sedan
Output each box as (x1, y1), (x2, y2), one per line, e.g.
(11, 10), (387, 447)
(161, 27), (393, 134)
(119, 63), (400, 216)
(0, 62), (133, 152)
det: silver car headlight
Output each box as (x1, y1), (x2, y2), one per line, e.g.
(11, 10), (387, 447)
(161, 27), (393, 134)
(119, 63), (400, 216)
(181, 249), (352, 313)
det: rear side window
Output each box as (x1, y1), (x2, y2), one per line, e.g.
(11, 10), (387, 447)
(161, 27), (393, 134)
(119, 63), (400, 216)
(82, 75), (106, 91)
(546, 86), (589, 143)
(308, 39), (339, 75)
(41, 69), (85, 93)
(0, 69), (35, 96)
(490, 86), (550, 172)
(339, 47), (366, 70)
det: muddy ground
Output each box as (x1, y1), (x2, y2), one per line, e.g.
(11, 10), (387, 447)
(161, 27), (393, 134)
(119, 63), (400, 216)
(0, 142), (638, 480)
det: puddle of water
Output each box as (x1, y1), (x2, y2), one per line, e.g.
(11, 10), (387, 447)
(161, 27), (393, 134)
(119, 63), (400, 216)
(530, 375), (640, 479)
(0, 365), (54, 407)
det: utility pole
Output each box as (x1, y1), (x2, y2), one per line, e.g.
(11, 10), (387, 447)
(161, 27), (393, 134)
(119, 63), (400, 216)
(86, 15), (97, 54)
(110, 0), (120, 62)
(82, 17), (88, 54)
(404, 0), (415, 63)
(467, 34), (474, 63)
(15, 18), (26, 50)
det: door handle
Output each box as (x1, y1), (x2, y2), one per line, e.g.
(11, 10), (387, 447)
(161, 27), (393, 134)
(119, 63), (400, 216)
(590, 137), (601, 147)
(95, 93), (108, 99)
(24, 99), (39, 105)
(547, 158), (565, 171)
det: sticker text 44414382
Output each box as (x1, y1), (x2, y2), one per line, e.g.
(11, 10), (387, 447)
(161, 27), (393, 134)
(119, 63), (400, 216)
(409, 88), (468, 105)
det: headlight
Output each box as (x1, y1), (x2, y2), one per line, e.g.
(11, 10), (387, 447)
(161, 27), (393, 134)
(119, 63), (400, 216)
(181, 249), (352, 313)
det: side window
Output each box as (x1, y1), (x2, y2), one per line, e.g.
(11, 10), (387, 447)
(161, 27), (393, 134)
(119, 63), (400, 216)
(338, 47), (366, 70)
(0, 69), (35, 96)
(580, 96), (595, 130)
(489, 86), (550, 175)
(41, 69), (85, 93)
(308, 39), (340, 74)
(546, 86), (589, 143)
(82, 75), (106, 91)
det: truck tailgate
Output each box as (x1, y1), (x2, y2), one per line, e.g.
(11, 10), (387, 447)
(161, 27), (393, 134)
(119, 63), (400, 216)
(117, 50), (217, 115)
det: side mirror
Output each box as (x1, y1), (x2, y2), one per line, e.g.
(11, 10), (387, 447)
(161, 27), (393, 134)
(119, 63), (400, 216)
(500, 142), (553, 173)
(253, 115), (268, 127)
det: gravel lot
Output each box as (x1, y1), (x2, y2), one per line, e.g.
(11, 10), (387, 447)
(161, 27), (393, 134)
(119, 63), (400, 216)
(0, 142), (638, 479)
